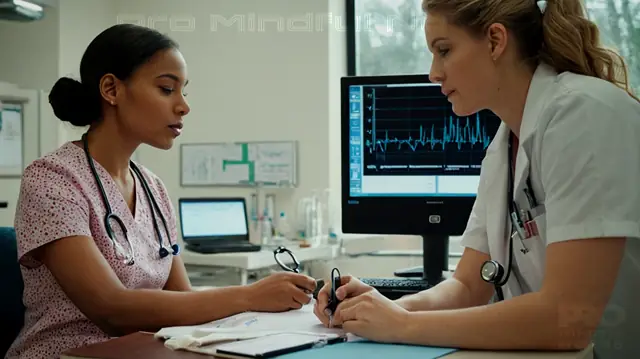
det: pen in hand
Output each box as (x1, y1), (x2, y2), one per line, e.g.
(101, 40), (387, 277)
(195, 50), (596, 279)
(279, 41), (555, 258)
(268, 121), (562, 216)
(325, 268), (341, 327)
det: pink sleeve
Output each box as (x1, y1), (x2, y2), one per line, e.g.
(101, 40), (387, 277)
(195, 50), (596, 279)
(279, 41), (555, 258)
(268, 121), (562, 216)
(14, 160), (92, 268)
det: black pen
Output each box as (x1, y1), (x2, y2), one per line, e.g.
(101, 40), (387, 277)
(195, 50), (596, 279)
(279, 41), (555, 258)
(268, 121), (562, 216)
(524, 178), (538, 207)
(523, 187), (536, 208)
(326, 268), (341, 326)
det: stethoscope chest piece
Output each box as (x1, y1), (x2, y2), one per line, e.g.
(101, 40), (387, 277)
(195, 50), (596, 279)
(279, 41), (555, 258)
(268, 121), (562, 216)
(113, 240), (135, 266)
(159, 243), (181, 258)
(481, 259), (508, 301)
(481, 260), (505, 284)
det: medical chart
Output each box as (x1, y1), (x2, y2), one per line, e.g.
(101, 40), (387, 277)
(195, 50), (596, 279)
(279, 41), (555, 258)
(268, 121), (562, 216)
(154, 302), (345, 355)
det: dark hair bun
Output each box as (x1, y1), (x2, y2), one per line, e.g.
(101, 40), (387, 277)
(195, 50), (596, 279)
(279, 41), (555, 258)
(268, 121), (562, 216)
(49, 77), (99, 127)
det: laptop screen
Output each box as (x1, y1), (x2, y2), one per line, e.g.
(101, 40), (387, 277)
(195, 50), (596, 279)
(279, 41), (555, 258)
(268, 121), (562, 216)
(179, 199), (248, 241)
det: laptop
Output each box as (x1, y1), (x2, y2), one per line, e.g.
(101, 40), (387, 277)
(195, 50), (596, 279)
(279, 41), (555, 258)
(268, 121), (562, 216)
(178, 197), (262, 254)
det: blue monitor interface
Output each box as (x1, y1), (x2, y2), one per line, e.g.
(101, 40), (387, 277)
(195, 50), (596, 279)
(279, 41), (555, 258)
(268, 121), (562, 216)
(348, 82), (500, 197)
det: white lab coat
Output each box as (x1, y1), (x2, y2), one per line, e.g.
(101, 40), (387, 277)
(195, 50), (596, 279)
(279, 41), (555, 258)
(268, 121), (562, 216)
(461, 63), (640, 297)
(461, 63), (640, 357)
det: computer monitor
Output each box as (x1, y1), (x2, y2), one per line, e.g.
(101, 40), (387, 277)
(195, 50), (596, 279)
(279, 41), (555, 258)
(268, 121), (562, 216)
(341, 74), (501, 285)
(178, 197), (250, 246)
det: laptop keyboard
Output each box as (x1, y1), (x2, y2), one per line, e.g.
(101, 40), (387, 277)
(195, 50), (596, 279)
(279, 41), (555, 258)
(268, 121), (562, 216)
(186, 242), (261, 254)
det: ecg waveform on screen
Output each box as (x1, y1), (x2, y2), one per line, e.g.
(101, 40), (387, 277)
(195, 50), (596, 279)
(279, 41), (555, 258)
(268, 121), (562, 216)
(358, 84), (500, 176)
(366, 114), (492, 154)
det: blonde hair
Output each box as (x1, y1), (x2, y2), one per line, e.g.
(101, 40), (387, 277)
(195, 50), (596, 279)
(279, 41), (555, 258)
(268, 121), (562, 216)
(422, 0), (639, 102)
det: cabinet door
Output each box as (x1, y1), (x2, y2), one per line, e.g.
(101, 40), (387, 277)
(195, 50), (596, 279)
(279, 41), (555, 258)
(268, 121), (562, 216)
(0, 89), (39, 227)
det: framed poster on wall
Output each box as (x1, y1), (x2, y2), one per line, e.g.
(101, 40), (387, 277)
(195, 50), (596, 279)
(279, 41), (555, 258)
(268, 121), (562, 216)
(180, 141), (298, 187)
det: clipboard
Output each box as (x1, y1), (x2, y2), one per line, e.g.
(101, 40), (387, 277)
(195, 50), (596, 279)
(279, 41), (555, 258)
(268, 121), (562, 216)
(214, 333), (347, 358)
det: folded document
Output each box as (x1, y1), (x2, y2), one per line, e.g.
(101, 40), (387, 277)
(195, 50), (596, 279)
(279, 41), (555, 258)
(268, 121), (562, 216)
(154, 302), (345, 356)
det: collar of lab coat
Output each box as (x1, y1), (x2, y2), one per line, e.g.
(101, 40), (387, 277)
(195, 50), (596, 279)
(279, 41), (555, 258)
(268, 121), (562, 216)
(496, 62), (558, 197)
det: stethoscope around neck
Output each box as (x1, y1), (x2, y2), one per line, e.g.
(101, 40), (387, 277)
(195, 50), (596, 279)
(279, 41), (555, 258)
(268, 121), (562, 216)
(479, 131), (537, 301)
(82, 133), (180, 266)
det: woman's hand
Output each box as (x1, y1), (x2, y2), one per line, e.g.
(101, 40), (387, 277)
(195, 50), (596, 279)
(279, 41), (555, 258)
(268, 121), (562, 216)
(333, 290), (410, 343)
(246, 272), (317, 312)
(313, 275), (374, 326)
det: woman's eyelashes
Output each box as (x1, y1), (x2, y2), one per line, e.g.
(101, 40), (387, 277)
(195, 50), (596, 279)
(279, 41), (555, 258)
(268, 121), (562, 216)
(437, 47), (450, 57)
(160, 86), (188, 97)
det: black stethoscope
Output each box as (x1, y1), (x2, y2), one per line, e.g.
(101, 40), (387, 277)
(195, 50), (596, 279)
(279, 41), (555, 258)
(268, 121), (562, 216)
(273, 246), (325, 299)
(480, 131), (539, 301)
(82, 133), (180, 266)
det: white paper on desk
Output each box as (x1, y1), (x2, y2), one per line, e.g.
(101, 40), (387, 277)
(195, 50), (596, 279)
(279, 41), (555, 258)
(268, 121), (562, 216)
(156, 301), (344, 353)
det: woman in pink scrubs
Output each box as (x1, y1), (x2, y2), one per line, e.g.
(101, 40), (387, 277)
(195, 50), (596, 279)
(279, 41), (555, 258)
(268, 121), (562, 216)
(6, 24), (316, 359)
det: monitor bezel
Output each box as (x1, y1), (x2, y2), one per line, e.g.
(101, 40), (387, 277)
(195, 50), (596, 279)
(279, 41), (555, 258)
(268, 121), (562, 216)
(340, 74), (495, 237)
(178, 197), (250, 245)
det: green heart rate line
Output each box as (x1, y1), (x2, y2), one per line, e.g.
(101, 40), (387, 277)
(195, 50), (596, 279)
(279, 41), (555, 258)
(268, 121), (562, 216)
(366, 114), (492, 153)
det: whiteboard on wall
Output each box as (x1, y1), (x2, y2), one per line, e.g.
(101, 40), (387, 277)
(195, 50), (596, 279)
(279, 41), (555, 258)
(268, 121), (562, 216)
(0, 102), (23, 176)
(180, 141), (298, 187)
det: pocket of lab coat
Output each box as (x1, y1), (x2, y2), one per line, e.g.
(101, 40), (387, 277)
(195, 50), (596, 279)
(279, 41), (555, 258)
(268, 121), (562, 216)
(513, 213), (547, 292)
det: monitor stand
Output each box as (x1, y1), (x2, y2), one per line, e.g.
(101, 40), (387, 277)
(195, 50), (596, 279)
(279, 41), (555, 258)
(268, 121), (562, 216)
(393, 235), (449, 285)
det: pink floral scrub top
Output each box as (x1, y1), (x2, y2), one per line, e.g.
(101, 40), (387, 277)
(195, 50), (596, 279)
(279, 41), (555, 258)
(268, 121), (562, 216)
(6, 142), (176, 359)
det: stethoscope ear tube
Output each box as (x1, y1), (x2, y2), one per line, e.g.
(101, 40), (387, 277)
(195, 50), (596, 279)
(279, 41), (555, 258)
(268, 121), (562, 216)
(82, 132), (179, 265)
(130, 161), (181, 258)
(479, 131), (524, 302)
(273, 246), (301, 273)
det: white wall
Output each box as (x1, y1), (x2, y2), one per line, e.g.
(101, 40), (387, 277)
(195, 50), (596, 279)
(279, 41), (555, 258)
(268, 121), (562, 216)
(55, 0), (118, 144)
(0, 0), (459, 278)
(328, 0), (347, 232)
(0, 5), (59, 90)
(0, 0), (347, 241)
(0, 8), (60, 225)
(110, 0), (337, 243)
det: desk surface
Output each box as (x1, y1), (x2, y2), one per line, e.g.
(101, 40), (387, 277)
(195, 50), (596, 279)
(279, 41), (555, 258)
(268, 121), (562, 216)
(61, 332), (593, 359)
(181, 245), (338, 270)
